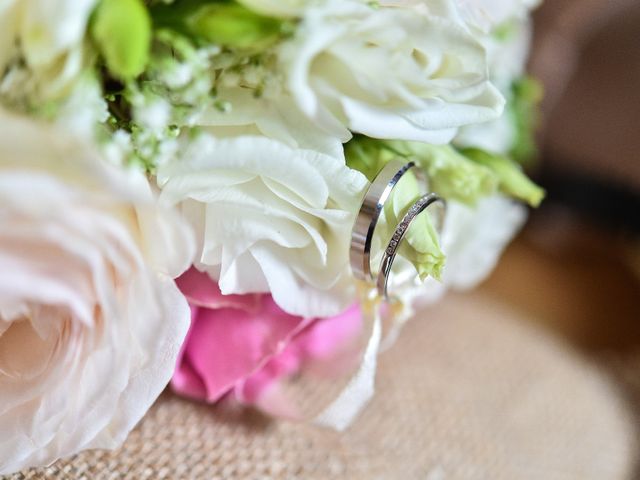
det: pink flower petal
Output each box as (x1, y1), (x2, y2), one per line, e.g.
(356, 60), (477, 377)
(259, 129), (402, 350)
(180, 296), (308, 402)
(171, 270), (364, 417)
(237, 303), (363, 406)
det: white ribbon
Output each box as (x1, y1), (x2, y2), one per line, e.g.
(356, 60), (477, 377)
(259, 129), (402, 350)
(314, 299), (382, 431)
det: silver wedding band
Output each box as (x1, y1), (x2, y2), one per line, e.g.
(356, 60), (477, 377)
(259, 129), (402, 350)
(350, 160), (420, 282)
(376, 193), (446, 299)
(350, 159), (446, 299)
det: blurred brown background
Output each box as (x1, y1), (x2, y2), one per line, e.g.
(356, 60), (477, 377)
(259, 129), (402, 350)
(483, 0), (640, 473)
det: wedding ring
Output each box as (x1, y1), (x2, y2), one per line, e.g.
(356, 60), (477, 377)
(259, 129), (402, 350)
(350, 160), (422, 281)
(376, 193), (446, 299)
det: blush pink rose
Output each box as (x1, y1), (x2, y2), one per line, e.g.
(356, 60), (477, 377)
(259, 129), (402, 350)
(171, 268), (363, 417)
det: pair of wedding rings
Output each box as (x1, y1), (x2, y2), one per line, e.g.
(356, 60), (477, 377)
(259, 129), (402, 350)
(350, 160), (446, 299)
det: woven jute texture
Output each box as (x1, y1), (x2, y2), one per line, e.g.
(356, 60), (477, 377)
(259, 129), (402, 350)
(6, 294), (637, 479)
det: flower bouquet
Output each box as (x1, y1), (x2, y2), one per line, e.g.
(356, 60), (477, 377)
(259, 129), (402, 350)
(0, 0), (544, 473)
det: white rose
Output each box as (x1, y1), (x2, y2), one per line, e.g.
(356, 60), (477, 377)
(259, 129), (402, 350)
(280, 0), (504, 144)
(157, 134), (367, 317)
(456, 0), (541, 31)
(0, 111), (194, 473)
(440, 194), (526, 288)
(0, 0), (97, 102)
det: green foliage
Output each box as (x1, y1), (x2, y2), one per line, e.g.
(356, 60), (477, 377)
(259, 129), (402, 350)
(509, 76), (544, 164)
(188, 3), (284, 48)
(386, 141), (498, 206)
(344, 136), (395, 182)
(151, 0), (290, 51)
(461, 147), (545, 207)
(346, 138), (498, 206)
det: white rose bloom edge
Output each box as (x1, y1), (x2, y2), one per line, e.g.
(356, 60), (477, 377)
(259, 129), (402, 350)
(158, 133), (368, 318)
(281, 0), (505, 144)
(0, 111), (195, 474)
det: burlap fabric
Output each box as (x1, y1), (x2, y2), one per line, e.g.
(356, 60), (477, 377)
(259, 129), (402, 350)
(6, 294), (637, 479)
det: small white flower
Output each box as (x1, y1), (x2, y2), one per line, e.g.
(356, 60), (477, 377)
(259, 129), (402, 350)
(102, 129), (134, 167)
(157, 134), (368, 317)
(280, 0), (504, 144)
(0, 110), (195, 474)
(53, 74), (109, 140)
(133, 96), (172, 134)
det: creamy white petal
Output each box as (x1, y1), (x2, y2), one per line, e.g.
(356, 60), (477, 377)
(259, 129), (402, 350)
(20, 0), (96, 67)
(158, 134), (367, 316)
(197, 87), (346, 157)
(0, 111), (194, 474)
(281, 0), (504, 142)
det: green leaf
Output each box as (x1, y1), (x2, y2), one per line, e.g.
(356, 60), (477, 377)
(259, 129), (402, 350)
(345, 136), (395, 182)
(186, 3), (284, 49)
(462, 147), (545, 207)
(91, 0), (152, 80)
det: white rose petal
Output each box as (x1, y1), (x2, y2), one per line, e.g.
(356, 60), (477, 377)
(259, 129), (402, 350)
(0, 0), (97, 102)
(0, 111), (195, 474)
(281, 0), (504, 144)
(456, 0), (541, 31)
(455, 16), (533, 153)
(196, 86), (344, 158)
(158, 134), (367, 317)
(440, 194), (526, 288)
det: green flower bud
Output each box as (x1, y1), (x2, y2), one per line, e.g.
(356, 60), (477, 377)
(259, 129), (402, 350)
(91, 0), (152, 80)
(383, 172), (446, 281)
(462, 148), (545, 207)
